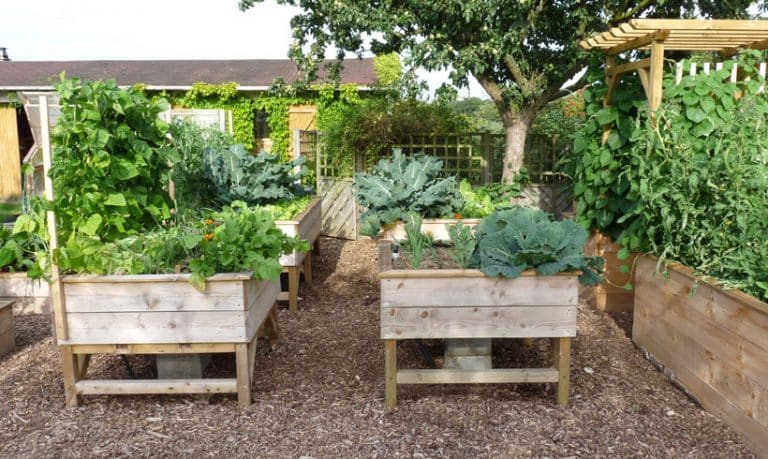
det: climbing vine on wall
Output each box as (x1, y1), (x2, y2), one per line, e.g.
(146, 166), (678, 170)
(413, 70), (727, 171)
(170, 81), (363, 162)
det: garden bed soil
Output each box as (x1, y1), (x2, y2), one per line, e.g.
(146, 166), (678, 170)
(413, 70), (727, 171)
(0, 237), (756, 458)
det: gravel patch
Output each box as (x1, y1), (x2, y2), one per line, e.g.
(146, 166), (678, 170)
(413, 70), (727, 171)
(0, 237), (755, 458)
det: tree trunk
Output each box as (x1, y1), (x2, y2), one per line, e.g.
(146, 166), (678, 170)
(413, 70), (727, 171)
(502, 108), (535, 183)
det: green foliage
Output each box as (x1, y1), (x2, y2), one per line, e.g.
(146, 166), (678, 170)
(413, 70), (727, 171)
(51, 76), (174, 243)
(203, 146), (312, 207)
(447, 220), (476, 269)
(572, 72), (646, 240)
(616, 52), (768, 301)
(457, 179), (495, 218)
(319, 98), (468, 175)
(398, 213), (433, 269)
(259, 196), (313, 220)
(168, 119), (235, 217)
(0, 225), (43, 277)
(472, 207), (603, 285)
(355, 151), (464, 237)
(188, 202), (308, 290)
(373, 53), (402, 87)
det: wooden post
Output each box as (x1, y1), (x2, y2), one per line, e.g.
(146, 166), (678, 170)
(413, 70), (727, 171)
(481, 132), (493, 184)
(61, 345), (80, 407)
(649, 38), (666, 113)
(551, 337), (571, 405)
(235, 343), (251, 408)
(287, 266), (299, 312)
(39, 95), (68, 343)
(384, 339), (397, 411)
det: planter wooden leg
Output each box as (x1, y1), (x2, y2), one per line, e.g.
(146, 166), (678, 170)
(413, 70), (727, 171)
(287, 266), (299, 312)
(77, 354), (91, 380)
(552, 337), (571, 406)
(313, 239), (320, 256)
(235, 343), (251, 408)
(384, 339), (397, 411)
(263, 302), (280, 346)
(61, 346), (80, 408)
(302, 252), (313, 286)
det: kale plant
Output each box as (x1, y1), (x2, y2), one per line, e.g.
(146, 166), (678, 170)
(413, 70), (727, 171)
(472, 207), (603, 285)
(355, 151), (463, 236)
(202, 145), (312, 207)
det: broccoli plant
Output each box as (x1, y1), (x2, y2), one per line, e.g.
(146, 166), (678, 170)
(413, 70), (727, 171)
(355, 151), (463, 237)
(472, 207), (603, 285)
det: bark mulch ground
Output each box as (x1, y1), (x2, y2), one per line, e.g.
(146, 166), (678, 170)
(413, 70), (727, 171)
(0, 237), (756, 458)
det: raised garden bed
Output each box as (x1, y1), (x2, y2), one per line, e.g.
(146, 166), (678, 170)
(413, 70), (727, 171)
(55, 273), (280, 407)
(378, 240), (577, 410)
(275, 196), (321, 311)
(0, 272), (50, 315)
(633, 254), (768, 454)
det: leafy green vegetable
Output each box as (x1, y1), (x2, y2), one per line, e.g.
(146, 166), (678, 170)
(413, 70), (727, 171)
(397, 213), (433, 269)
(203, 145), (312, 207)
(447, 220), (476, 269)
(258, 196), (312, 221)
(50, 76), (174, 243)
(472, 207), (603, 285)
(457, 179), (494, 218)
(355, 151), (463, 236)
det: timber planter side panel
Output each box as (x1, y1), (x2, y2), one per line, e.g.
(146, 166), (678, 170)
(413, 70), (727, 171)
(633, 255), (768, 455)
(275, 196), (321, 311)
(0, 272), (50, 315)
(381, 218), (482, 243)
(59, 273), (278, 345)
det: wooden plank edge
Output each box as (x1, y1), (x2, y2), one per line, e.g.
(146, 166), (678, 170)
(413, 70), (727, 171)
(69, 343), (238, 354)
(63, 272), (254, 283)
(378, 269), (580, 279)
(76, 378), (238, 395)
(397, 368), (559, 384)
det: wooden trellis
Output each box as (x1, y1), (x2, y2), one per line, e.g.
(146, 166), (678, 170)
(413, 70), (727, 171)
(581, 19), (768, 111)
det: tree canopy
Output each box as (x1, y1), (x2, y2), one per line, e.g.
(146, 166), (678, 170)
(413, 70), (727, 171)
(239, 0), (761, 181)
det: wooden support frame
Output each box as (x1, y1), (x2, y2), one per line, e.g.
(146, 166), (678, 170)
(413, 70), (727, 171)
(60, 333), (265, 408)
(383, 337), (572, 411)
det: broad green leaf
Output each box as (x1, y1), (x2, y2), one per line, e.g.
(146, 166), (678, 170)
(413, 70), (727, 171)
(80, 214), (103, 236)
(104, 193), (127, 207)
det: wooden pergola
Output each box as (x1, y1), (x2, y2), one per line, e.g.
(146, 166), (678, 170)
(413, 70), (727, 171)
(580, 19), (768, 111)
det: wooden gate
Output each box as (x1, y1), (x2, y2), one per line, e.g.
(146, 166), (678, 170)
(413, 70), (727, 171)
(510, 183), (574, 220)
(295, 129), (358, 240)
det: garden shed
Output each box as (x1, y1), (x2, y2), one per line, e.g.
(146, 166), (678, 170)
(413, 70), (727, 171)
(581, 18), (768, 456)
(0, 58), (377, 201)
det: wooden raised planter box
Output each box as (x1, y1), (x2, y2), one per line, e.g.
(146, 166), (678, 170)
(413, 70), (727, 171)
(380, 218), (482, 243)
(275, 196), (321, 311)
(0, 272), (50, 315)
(633, 255), (768, 455)
(55, 273), (280, 407)
(583, 232), (636, 313)
(378, 241), (577, 410)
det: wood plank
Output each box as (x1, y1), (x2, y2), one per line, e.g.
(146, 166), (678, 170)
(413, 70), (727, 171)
(61, 311), (249, 345)
(244, 279), (279, 341)
(76, 378), (238, 395)
(633, 315), (768, 455)
(381, 306), (577, 339)
(607, 31), (669, 55)
(606, 58), (652, 78)
(61, 346), (79, 407)
(63, 279), (247, 313)
(235, 343), (251, 407)
(385, 340), (397, 411)
(397, 368), (559, 384)
(379, 269), (578, 280)
(381, 218), (481, 243)
(62, 272), (252, 283)
(380, 275), (578, 307)
(70, 343), (237, 354)
(0, 273), (50, 298)
(553, 337), (571, 405)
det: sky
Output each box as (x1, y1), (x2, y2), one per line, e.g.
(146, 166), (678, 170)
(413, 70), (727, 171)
(3, 0), (487, 98)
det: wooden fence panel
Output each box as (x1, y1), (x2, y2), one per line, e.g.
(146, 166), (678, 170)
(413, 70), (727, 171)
(0, 106), (20, 201)
(317, 178), (357, 239)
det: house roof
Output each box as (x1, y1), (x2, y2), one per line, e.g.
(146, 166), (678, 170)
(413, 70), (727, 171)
(0, 58), (378, 90)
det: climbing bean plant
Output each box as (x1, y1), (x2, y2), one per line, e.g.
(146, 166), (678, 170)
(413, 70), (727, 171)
(573, 50), (768, 301)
